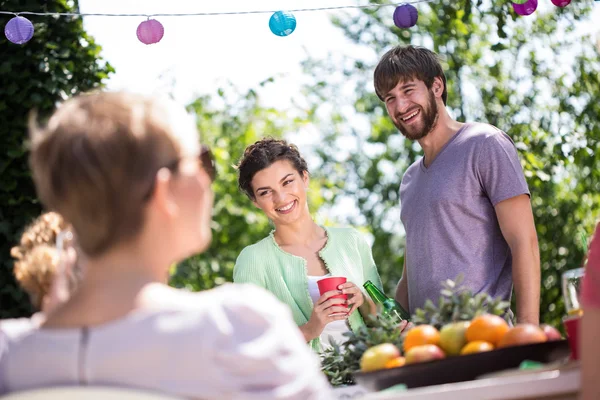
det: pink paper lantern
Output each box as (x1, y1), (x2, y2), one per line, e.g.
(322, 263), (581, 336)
(551, 0), (570, 7)
(512, 0), (538, 16)
(5, 16), (34, 44)
(393, 4), (418, 29)
(136, 19), (164, 45)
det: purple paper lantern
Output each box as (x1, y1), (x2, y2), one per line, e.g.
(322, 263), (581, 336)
(5, 16), (34, 44)
(551, 0), (570, 7)
(512, 0), (538, 16)
(136, 18), (164, 45)
(393, 4), (418, 29)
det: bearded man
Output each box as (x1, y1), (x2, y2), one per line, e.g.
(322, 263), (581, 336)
(374, 45), (540, 324)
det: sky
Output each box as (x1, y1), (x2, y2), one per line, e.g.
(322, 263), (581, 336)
(76, 0), (600, 125)
(78, 0), (369, 108)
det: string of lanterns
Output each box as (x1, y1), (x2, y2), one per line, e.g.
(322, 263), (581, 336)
(1, 0), (585, 45)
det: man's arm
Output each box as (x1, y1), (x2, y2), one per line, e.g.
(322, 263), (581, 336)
(495, 194), (540, 325)
(395, 254), (410, 312)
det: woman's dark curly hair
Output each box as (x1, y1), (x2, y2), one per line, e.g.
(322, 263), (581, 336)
(236, 138), (308, 200)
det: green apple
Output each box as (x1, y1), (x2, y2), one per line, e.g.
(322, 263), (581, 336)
(439, 321), (471, 356)
(360, 343), (401, 372)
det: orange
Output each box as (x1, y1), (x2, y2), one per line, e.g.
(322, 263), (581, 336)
(497, 324), (547, 348)
(403, 324), (440, 353)
(465, 314), (509, 346)
(384, 356), (406, 369)
(460, 340), (494, 355)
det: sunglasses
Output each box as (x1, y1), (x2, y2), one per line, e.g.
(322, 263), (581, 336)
(198, 145), (216, 182)
(143, 145), (216, 201)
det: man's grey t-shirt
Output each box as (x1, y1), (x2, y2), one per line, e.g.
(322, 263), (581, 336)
(400, 122), (530, 313)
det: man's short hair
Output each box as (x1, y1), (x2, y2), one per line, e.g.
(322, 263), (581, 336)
(374, 45), (448, 105)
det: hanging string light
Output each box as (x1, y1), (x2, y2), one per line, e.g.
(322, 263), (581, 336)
(269, 11), (297, 36)
(393, 4), (418, 29)
(512, 0), (538, 16)
(4, 15), (34, 44)
(136, 18), (164, 45)
(1, 1), (576, 45)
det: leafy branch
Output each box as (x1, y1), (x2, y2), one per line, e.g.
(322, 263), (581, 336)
(411, 274), (512, 329)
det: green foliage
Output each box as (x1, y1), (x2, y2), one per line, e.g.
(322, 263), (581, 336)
(301, 0), (600, 327)
(411, 275), (512, 328)
(0, 0), (113, 317)
(320, 315), (404, 386)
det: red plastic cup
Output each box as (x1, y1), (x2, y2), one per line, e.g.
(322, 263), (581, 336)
(317, 276), (347, 306)
(563, 315), (581, 360)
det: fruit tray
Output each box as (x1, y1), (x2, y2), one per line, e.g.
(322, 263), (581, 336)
(353, 339), (570, 392)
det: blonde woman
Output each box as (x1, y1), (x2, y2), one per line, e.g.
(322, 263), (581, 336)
(0, 92), (330, 399)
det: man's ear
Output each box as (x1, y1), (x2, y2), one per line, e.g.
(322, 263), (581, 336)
(432, 77), (444, 98)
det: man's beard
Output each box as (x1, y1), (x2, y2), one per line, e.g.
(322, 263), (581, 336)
(394, 91), (439, 141)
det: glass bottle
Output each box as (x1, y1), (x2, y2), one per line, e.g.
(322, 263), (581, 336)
(363, 280), (411, 322)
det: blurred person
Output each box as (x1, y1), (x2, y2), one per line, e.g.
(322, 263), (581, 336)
(234, 138), (399, 352)
(374, 45), (540, 324)
(11, 212), (77, 314)
(0, 92), (330, 399)
(581, 222), (600, 400)
(1, 212), (79, 337)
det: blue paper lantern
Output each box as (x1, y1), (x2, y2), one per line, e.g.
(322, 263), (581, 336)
(5, 15), (34, 44)
(393, 4), (418, 29)
(269, 11), (296, 37)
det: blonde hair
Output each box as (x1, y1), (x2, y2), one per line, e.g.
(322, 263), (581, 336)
(11, 212), (68, 310)
(29, 91), (195, 257)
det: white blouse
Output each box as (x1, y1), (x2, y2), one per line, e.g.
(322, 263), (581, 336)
(0, 284), (331, 399)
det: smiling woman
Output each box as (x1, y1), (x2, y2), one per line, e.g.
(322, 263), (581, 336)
(233, 138), (385, 353)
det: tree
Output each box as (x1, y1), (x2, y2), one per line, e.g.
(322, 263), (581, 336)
(301, 0), (600, 328)
(0, 0), (113, 317)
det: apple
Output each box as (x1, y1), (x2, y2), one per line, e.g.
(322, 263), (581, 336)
(405, 344), (446, 364)
(439, 321), (470, 356)
(541, 324), (562, 341)
(360, 343), (401, 372)
(498, 324), (547, 348)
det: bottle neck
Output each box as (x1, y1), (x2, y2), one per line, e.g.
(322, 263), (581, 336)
(363, 282), (388, 304)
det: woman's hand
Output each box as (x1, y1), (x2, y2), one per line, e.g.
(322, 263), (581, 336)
(300, 290), (349, 342)
(338, 281), (364, 315)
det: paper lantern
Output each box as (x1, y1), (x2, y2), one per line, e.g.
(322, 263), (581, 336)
(551, 0), (570, 7)
(393, 4), (418, 29)
(5, 16), (34, 44)
(269, 11), (296, 37)
(136, 18), (164, 45)
(512, 0), (537, 16)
